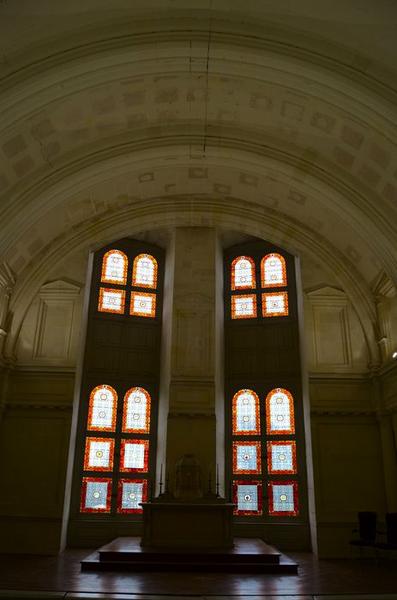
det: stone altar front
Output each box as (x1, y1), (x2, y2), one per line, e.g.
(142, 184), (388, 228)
(141, 500), (234, 549)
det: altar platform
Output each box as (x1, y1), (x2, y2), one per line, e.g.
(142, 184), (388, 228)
(81, 536), (299, 573)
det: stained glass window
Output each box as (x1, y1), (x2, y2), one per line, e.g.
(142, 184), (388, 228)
(98, 287), (126, 314)
(130, 292), (156, 317)
(233, 481), (262, 515)
(266, 388), (295, 435)
(268, 481), (298, 516)
(80, 477), (112, 513)
(231, 256), (256, 290)
(122, 387), (151, 433)
(132, 254), (158, 289)
(262, 292), (289, 317)
(101, 250), (128, 285)
(120, 439), (149, 473)
(233, 441), (261, 474)
(87, 385), (117, 432)
(267, 441), (297, 474)
(118, 479), (147, 513)
(232, 389), (260, 435)
(84, 437), (115, 471)
(261, 253), (287, 288)
(231, 294), (257, 319)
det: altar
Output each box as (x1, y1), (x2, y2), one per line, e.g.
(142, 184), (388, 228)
(141, 500), (234, 549)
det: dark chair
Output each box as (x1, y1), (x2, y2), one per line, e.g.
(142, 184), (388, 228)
(350, 511), (377, 552)
(376, 512), (397, 551)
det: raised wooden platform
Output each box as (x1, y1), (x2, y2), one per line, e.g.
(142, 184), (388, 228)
(81, 536), (298, 573)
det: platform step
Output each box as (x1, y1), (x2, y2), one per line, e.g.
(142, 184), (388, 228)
(81, 537), (298, 574)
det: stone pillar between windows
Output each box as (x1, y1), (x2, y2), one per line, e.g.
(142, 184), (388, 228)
(166, 227), (216, 493)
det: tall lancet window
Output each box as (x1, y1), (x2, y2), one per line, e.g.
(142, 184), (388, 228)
(224, 239), (308, 542)
(68, 239), (164, 544)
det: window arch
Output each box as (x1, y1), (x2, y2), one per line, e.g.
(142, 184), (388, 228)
(132, 254), (158, 289)
(101, 249), (128, 285)
(231, 255), (256, 290)
(122, 387), (151, 434)
(261, 253), (287, 288)
(266, 388), (295, 435)
(232, 389), (260, 435)
(87, 384), (117, 432)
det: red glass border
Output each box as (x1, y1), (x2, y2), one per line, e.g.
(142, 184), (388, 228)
(83, 437), (115, 472)
(80, 477), (112, 513)
(117, 478), (148, 514)
(268, 480), (299, 516)
(87, 384), (117, 432)
(261, 253), (287, 288)
(122, 387), (151, 434)
(262, 291), (289, 317)
(101, 249), (128, 285)
(267, 440), (297, 474)
(233, 480), (263, 516)
(231, 255), (256, 290)
(265, 388), (295, 435)
(232, 389), (261, 436)
(120, 439), (149, 473)
(130, 292), (156, 318)
(232, 441), (262, 474)
(132, 254), (158, 289)
(231, 294), (257, 319)
(98, 287), (126, 314)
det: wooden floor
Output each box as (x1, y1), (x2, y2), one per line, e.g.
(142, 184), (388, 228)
(0, 548), (396, 598)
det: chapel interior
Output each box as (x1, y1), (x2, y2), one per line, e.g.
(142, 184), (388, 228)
(0, 1), (397, 598)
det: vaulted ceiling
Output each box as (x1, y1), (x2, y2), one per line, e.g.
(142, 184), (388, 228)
(1, 1), (397, 338)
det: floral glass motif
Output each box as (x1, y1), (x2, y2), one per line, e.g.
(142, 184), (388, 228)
(122, 387), (151, 433)
(266, 388), (295, 435)
(87, 385), (117, 432)
(84, 437), (115, 471)
(262, 292), (289, 317)
(120, 440), (149, 473)
(80, 477), (112, 513)
(98, 287), (126, 314)
(118, 479), (147, 513)
(132, 254), (158, 289)
(232, 389), (260, 435)
(101, 250), (128, 285)
(231, 256), (256, 290)
(233, 481), (262, 516)
(267, 441), (297, 474)
(261, 253), (287, 288)
(233, 441), (261, 474)
(268, 481), (298, 516)
(231, 294), (257, 319)
(130, 292), (156, 317)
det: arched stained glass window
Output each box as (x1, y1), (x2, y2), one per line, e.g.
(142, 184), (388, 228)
(231, 256), (256, 290)
(122, 387), (151, 433)
(101, 249), (128, 285)
(266, 388), (295, 435)
(132, 254), (158, 289)
(87, 385), (117, 432)
(261, 253), (287, 288)
(232, 389), (260, 435)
